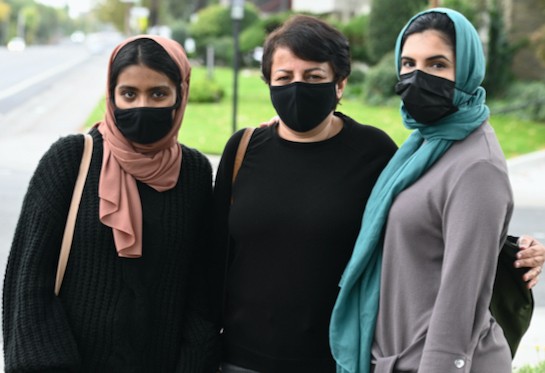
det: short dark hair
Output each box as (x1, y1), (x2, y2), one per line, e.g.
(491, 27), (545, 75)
(261, 15), (351, 84)
(401, 12), (456, 52)
(109, 38), (181, 101)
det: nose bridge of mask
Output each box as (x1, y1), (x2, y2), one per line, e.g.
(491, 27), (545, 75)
(294, 82), (306, 122)
(397, 70), (454, 95)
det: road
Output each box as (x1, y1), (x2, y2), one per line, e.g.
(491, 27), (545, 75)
(0, 43), (544, 370)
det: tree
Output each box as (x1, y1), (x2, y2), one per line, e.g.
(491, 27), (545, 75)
(20, 5), (38, 42)
(483, 0), (515, 97)
(95, 0), (127, 33)
(239, 12), (290, 54)
(187, 3), (259, 66)
(528, 0), (545, 73)
(0, 0), (11, 44)
(366, 0), (427, 64)
(505, 0), (545, 80)
(166, 0), (210, 22)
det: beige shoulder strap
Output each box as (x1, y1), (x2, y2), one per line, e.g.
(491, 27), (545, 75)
(54, 133), (93, 296)
(232, 127), (255, 185)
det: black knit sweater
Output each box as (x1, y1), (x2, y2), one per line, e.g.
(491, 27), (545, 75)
(211, 113), (398, 372)
(3, 128), (219, 372)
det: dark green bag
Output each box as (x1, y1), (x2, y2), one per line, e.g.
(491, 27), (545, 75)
(490, 237), (534, 357)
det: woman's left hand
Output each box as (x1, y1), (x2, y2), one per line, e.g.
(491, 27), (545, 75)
(259, 116), (279, 128)
(514, 235), (544, 289)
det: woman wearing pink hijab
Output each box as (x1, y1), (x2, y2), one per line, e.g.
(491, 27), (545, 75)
(3, 35), (218, 372)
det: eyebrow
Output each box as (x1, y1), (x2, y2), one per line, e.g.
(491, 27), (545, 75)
(401, 54), (453, 63)
(116, 84), (171, 90)
(274, 67), (327, 74)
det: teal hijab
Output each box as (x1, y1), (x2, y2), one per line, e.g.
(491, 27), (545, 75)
(329, 8), (490, 373)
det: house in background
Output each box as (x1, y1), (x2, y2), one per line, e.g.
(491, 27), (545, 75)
(503, 0), (545, 80)
(292, 0), (370, 20)
(219, 0), (370, 20)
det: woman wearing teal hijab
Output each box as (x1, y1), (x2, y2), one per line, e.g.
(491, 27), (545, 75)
(330, 8), (513, 373)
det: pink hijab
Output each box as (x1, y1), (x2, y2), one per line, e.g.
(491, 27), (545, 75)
(95, 35), (191, 258)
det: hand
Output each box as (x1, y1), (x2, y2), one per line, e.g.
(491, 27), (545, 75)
(259, 116), (279, 127)
(514, 235), (544, 289)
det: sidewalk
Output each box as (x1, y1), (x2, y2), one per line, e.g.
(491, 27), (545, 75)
(513, 308), (545, 369)
(508, 152), (545, 370)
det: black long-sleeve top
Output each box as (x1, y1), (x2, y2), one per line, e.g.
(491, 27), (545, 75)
(211, 113), (398, 372)
(3, 128), (219, 372)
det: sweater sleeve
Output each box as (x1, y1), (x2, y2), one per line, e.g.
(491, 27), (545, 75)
(418, 160), (513, 373)
(176, 266), (221, 373)
(2, 136), (84, 372)
(176, 147), (221, 372)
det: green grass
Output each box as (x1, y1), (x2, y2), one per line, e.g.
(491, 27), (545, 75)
(85, 66), (545, 158)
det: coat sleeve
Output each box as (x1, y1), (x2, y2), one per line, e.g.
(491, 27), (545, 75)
(418, 160), (513, 373)
(2, 136), (84, 372)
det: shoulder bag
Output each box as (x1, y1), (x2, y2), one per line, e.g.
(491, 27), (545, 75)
(491, 238), (534, 357)
(54, 133), (93, 296)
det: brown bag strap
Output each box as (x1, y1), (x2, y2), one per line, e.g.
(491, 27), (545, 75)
(232, 127), (255, 185)
(54, 133), (93, 296)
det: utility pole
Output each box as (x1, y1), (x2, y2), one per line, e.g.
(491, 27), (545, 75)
(149, 0), (159, 28)
(231, 0), (244, 134)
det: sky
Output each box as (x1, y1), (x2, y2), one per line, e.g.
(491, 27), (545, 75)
(35, 0), (92, 17)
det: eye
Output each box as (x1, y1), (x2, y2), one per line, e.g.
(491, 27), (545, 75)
(151, 90), (167, 99)
(430, 62), (447, 69)
(274, 75), (290, 82)
(307, 74), (325, 82)
(272, 74), (292, 86)
(401, 60), (415, 68)
(119, 89), (136, 100)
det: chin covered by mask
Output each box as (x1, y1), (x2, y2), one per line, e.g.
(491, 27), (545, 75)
(114, 105), (176, 144)
(395, 70), (458, 125)
(270, 81), (337, 132)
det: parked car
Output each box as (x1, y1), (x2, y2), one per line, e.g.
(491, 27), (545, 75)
(7, 37), (26, 52)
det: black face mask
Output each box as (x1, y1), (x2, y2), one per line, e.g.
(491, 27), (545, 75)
(114, 105), (176, 144)
(270, 81), (337, 132)
(395, 70), (458, 125)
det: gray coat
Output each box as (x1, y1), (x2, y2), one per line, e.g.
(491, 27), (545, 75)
(372, 122), (513, 373)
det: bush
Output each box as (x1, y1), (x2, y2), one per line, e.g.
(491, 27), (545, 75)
(189, 78), (225, 103)
(515, 360), (545, 373)
(340, 14), (370, 63)
(199, 36), (234, 66)
(362, 51), (398, 105)
(345, 65), (367, 99)
(490, 81), (545, 122)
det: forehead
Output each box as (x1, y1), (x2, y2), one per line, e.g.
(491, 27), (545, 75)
(401, 29), (455, 58)
(116, 64), (173, 87)
(271, 46), (332, 72)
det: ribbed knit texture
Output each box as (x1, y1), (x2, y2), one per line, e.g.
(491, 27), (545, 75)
(3, 128), (219, 372)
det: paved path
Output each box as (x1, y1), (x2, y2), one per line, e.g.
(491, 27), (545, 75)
(508, 152), (545, 370)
